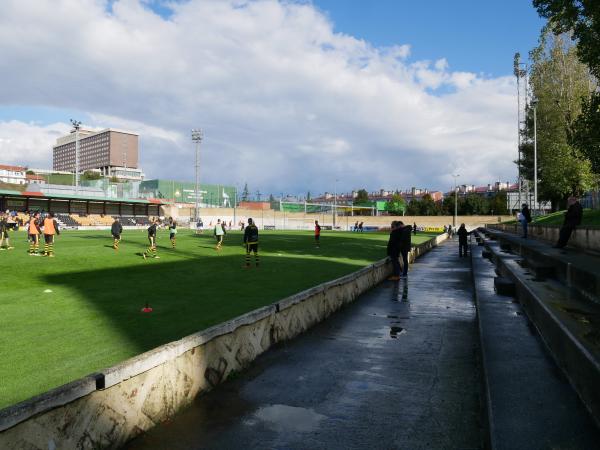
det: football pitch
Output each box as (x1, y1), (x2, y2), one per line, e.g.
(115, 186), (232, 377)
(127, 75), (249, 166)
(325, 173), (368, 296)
(0, 228), (437, 409)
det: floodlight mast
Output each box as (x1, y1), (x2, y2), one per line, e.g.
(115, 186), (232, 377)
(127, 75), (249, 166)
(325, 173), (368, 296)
(70, 119), (82, 194)
(191, 129), (203, 223)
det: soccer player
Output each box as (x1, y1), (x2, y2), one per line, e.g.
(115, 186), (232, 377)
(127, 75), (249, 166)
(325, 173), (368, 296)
(314, 220), (321, 248)
(214, 219), (226, 250)
(0, 211), (14, 250)
(111, 217), (123, 250)
(28, 212), (41, 256)
(42, 212), (60, 257)
(143, 219), (160, 259)
(243, 217), (260, 268)
(168, 217), (177, 248)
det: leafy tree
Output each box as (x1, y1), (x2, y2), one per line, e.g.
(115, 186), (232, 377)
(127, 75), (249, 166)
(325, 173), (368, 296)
(109, 176), (119, 183)
(572, 93), (600, 174)
(384, 194), (406, 215)
(418, 194), (438, 216)
(82, 170), (101, 180)
(355, 189), (369, 204)
(489, 192), (509, 215)
(241, 183), (249, 202)
(26, 170), (35, 175)
(521, 30), (596, 205)
(406, 200), (420, 216)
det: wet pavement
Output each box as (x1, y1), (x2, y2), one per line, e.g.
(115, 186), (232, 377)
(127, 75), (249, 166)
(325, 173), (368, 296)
(125, 240), (483, 450)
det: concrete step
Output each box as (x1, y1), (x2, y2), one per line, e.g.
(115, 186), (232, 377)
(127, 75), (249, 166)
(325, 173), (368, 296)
(476, 231), (600, 431)
(472, 242), (600, 449)
(483, 228), (600, 305)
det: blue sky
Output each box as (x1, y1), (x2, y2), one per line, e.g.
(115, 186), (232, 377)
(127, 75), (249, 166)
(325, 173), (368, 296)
(311, 0), (545, 77)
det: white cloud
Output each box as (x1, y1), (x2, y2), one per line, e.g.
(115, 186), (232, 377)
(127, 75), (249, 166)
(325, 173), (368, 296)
(0, 0), (517, 194)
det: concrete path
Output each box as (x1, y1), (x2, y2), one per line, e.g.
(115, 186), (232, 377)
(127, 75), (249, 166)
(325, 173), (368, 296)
(126, 240), (483, 450)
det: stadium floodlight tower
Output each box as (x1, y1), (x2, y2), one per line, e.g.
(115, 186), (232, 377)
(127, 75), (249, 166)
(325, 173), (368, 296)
(191, 128), (203, 223)
(70, 119), (82, 194)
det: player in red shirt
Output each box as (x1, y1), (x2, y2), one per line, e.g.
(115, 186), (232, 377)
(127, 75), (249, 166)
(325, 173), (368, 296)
(314, 220), (321, 248)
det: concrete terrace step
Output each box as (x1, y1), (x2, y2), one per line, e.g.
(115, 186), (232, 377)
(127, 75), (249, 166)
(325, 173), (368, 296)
(483, 227), (600, 304)
(472, 242), (600, 449)
(476, 232), (600, 432)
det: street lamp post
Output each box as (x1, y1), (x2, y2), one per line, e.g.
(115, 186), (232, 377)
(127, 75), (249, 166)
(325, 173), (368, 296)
(333, 179), (338, 229)
(191, 129), (203, 223)
(452, 173), (460, 228)
(70, 119), (81, 194)
(531, 97), (538, 215)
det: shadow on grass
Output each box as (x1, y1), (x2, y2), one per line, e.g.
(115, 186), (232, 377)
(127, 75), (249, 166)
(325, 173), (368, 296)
(40, 253), (374, 361)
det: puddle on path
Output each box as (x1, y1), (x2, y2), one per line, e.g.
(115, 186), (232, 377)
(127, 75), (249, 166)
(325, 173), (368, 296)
(246, 404), (327, 433)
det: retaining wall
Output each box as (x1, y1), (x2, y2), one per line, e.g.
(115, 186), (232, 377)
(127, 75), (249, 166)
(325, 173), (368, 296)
(0, 234), (446, 449)
(490, 223), (600, 253)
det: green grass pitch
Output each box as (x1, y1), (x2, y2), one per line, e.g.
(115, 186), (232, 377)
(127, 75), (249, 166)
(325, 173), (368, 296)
(0, 228), (437, 409)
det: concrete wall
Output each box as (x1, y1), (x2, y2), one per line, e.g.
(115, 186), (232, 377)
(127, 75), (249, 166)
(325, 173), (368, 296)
(0, 235), (446, 449)
(490, 223), (600, 253)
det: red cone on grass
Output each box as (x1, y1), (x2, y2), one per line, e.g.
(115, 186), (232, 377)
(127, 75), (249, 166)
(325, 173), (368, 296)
(141, 301), (153, 313)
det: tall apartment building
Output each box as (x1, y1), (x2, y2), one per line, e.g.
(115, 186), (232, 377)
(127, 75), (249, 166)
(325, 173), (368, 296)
(53, 128), (143, 180)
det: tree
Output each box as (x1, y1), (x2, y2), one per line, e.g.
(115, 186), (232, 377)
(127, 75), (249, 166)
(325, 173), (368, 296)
(241, 183), (249, 202)
(418, 194), (439, 216)
(26, 170), (35, 175)
(384, 194), (406, 216)
(355, 189), (369, 204)
(521, 30), (596, 206)
(110, 176), (119, 183)
(489, 192), (509, 215)
(572, 93), (600, 174)
(82, 170), (101, 180)
(406, 200), (420, 216)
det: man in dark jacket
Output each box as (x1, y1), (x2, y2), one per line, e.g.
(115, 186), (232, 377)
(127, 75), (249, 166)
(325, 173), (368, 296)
(398, 222), (412, 277)
(111, 217), (123, 250)
(554, 197), (583, 249)
(520, 203), (532, 238)
(387, 221), (402, 280)
(457, 223), (471, 257)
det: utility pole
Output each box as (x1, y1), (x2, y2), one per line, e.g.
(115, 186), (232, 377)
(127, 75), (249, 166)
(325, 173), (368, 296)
(191, 129), (203, 223)
(514, 53), (527, 211)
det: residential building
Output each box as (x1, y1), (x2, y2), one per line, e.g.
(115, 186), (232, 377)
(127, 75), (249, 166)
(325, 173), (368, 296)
(0, 164), (27, 184)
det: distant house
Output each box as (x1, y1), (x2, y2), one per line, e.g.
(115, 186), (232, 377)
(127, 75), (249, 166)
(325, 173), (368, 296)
(26, 173), (47, 185)
(0, 164), (27, 185)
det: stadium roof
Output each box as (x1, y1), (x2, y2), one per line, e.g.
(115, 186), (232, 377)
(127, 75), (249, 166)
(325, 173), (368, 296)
(0, 189), (163, 205)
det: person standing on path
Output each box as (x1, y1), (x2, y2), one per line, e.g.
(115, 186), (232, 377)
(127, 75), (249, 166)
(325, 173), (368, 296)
(111, 217), (123, 251)
(398, 221), (412, 277)
(413, 222), (417, 236)
(387, 221), (402, 281)
(314, 220), (321, 248)
(520, 203), (532, 238)
(214, 219), (226, 250)
(243, 217), (260, 268)
(457, 223), (471, 257)
(554, 196), (583, 249)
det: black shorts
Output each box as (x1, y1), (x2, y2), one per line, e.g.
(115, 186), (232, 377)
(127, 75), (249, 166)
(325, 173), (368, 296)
(44, 234), (54, 244)
(315, 235), (320, 241)
(29, 234), (39, 242)
(170, 233), (176, 239)
(1, 231), (8, 239)
(246, 243), (258, 253)
(113, 234), (121, 240)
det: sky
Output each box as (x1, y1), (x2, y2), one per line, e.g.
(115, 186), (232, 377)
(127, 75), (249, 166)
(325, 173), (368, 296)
(0, 0), (546, 196)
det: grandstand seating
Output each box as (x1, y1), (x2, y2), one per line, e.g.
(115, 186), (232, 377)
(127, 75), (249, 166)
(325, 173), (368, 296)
(56, 213), (80, 227)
